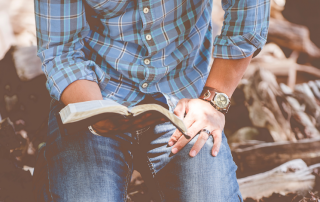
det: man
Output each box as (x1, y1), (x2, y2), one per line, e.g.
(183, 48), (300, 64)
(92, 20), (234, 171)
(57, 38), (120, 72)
(33, 0), (270, 201)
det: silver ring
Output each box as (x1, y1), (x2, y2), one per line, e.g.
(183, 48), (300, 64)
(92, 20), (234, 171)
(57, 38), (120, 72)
(200, 128), (211, 135)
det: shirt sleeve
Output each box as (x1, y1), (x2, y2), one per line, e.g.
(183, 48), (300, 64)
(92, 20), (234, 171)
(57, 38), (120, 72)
(34, 0), (109, 101)
(213, 0), (270, 59)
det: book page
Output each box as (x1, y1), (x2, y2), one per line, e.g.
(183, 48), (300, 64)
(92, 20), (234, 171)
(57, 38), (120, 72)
(60, 99), (129, 124)
(70, 99), (123, 112)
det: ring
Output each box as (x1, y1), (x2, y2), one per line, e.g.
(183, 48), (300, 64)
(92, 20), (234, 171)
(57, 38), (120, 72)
(200, 128), (211, 135)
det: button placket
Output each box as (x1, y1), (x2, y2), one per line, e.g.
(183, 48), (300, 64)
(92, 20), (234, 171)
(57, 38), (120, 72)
(140, 2), (153, 56)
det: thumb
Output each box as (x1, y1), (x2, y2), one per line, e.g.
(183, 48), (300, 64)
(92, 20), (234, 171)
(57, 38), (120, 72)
(174, 98), (188, 119)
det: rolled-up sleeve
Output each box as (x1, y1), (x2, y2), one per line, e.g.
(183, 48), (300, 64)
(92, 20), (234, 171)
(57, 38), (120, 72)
(213, 0), (270, 59)
(34, 0), (108, 101)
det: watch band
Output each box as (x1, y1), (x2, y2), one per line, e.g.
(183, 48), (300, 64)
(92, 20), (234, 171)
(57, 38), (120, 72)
(198, 87), (231, 115)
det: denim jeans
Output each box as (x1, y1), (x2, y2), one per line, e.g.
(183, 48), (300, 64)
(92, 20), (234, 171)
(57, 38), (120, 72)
(34, 99), (243, 202)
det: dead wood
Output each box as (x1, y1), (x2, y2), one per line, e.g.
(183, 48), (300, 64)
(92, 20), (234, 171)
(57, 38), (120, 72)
(308, 81), (320, 100)
(238, 159), (318, 200)
(243, 68), (296, 142)
(270, 0), (286, 20)
(230, 140), (266, 151)
(268, 19), (320, 58)
(233, 138), (320, 178)
(229, 127), (260, 143)
(239, 43), (320, 141)
(12, 46), (43, 81)
(247, 44), (320, 87)
(294, 85), (320, 118)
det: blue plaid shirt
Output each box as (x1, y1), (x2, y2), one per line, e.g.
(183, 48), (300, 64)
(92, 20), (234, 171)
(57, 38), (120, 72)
(35, 0), (270, 108)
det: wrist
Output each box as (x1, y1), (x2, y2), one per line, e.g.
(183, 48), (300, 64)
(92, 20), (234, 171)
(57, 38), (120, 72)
(198, 87), (231, 115)
(197, 98), (225, 116)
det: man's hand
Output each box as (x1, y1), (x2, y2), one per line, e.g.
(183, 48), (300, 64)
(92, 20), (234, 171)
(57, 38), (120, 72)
(168, 98), (225, 157)
(60, 80), (167, 135)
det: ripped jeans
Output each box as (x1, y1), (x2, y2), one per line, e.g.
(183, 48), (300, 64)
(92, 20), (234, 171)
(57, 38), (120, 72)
(33, 99), (242, 202)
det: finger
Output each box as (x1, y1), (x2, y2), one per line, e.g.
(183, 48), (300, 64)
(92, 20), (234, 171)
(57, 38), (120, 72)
(168, 114), (195, 146)
(168, 129), (182, 146)
(132, 117), (166, 130)
(189, 129), (211, 157)
(92, 119), (116, 133)
(132, 113), (153, 125)
(113, 118), (130, 128)
(173, 99), (188, 119)
(171, 121), (202, 154)
(211, 130), (222, 157)
(92, 125), (109, 134)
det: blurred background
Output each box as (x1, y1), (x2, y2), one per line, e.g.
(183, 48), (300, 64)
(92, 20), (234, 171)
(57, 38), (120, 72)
(1, 0), (320, 201)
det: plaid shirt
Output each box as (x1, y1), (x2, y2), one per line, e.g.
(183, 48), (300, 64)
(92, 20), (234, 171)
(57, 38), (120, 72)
(35, 0), (270, 107)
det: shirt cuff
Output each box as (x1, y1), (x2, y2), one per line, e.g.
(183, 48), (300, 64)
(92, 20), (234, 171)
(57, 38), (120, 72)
(46, 61), (105, 101)
(213, 32), (267, 60)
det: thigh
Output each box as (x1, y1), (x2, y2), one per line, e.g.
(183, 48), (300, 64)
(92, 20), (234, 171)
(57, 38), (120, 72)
(142, 122), (242, 202)
(34, 100), (133, 202)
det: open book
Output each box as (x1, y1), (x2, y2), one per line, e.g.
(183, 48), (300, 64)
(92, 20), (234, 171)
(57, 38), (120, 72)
(58, 99), (189, 138)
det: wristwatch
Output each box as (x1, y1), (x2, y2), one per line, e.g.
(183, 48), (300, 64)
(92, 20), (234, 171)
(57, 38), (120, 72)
(198, 87), (231, 115)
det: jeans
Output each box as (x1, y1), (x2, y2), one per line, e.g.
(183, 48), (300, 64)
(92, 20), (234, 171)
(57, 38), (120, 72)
(33, 99), (243, 202)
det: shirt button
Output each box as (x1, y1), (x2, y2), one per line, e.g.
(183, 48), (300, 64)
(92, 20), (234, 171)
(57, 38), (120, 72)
(143, 7), (149, 14)
(142, 82), (148, 88)
(146, 34), (152, 41)
(144, 59), (150, 65)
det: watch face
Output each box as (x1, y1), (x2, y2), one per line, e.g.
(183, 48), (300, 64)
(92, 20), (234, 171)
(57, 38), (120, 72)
(214, 93), (229, 109)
